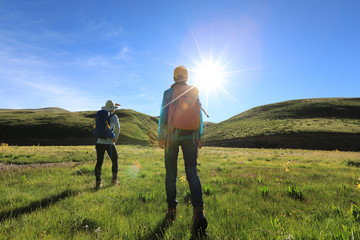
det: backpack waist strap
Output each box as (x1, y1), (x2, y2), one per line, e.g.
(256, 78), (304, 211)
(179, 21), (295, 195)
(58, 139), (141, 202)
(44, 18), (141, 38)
(170, 128), (196, 136)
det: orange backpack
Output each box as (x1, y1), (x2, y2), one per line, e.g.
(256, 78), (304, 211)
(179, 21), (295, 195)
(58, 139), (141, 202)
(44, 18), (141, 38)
(168, 84), (201, 130)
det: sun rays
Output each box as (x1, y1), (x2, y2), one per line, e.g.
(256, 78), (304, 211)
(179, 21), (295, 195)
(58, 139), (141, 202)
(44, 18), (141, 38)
(193, 60), (225, 94)
(188, 55), (241, 116)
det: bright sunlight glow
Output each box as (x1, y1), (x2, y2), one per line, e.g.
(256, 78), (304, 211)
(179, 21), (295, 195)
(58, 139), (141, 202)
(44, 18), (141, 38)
(193, 61), (225, 94)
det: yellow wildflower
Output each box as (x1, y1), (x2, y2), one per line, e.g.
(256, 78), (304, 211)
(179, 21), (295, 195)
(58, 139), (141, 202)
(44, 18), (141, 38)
(180, 175), (186, 182)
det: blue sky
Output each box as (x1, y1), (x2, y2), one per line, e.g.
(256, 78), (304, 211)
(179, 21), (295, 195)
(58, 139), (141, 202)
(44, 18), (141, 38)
(0, 0), (359, 123)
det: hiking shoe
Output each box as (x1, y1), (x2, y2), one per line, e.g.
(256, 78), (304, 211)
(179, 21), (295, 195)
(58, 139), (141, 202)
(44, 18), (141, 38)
(95, 181), (103, 190)
(111, 179), (119, 186)
(166, 207), (177, 222)
(192, 232), (209, 240)
(193, 207), (208, 237)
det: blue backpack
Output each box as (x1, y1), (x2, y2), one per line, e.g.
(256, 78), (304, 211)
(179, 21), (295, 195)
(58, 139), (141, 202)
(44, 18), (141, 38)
(94, 110), (115, 139)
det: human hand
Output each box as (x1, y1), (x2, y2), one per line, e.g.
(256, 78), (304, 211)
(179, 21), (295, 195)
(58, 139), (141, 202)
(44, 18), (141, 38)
(112, 139), (117, 144)
(198, 140), (203, 149)
(158, 140), (165, 149)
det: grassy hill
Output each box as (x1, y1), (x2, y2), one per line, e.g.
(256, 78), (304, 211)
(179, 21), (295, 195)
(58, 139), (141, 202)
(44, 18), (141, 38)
(204, 98), (360, 151)
(0, 107), (70, 113)
(1, 98), (360, 150)
(0, 108), (158, 146)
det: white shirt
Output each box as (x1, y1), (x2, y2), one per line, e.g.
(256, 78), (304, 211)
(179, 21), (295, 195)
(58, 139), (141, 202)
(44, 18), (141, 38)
(96, 114), (120, 145)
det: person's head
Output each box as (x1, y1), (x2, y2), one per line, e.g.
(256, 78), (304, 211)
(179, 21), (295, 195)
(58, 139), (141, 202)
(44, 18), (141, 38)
(173, 66), (188, 83)
(102, 100), (119, 113)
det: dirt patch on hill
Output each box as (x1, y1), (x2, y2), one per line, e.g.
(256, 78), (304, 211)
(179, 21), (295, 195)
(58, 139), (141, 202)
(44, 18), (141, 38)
(0, 161), (88, 171)
(205, 132), (360, 151)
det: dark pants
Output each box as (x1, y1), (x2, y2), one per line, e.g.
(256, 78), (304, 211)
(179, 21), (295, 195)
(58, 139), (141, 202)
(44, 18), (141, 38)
(165, 139), (203, 209)
(95, 144), (118, 182)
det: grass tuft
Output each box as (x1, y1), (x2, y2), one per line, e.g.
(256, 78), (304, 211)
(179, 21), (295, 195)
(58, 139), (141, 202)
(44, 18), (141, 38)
(287, 184), (304, 200)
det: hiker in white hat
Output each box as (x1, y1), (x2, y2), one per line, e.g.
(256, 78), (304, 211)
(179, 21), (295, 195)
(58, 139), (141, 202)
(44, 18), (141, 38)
(94, 100), (121, 189)
(102, 100), (120, 111)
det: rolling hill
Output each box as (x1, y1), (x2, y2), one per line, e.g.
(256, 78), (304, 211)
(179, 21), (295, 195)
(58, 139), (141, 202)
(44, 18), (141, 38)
(0, 108), (158, 146)
(204, 98), (360, 151)
(1, 98), (359, 150)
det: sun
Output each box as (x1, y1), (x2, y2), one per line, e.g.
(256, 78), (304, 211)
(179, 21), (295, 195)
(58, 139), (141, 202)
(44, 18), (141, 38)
(193, 61), (225, 94)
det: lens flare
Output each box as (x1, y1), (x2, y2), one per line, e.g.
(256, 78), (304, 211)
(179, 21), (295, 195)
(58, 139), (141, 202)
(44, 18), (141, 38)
(126, 161), (142, 178)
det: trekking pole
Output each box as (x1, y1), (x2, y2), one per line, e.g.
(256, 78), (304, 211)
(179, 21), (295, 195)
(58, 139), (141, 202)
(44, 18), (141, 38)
(201, 106), (209, 118)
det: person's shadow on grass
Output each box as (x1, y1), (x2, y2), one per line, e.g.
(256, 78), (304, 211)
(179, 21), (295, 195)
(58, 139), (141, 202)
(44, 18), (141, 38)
(141, 216), (172, 240)
(0, 189), (76, 221)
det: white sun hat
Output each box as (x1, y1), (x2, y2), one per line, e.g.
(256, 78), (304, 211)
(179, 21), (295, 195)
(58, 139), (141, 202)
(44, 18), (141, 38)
(101, 100), (120, 111)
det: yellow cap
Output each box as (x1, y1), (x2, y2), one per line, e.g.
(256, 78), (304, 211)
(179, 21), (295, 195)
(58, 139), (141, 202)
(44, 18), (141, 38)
(173, 66), (188, 82)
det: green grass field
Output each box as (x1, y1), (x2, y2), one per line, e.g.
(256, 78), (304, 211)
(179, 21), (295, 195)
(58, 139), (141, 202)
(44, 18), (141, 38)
(1, 145), (360, 239)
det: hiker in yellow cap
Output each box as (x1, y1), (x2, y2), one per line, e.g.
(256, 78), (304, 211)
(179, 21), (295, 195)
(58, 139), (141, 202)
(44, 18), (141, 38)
(158, 66), (208, 237)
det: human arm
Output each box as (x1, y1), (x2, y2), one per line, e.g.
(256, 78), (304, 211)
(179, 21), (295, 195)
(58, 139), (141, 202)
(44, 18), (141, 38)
(198, 139), (203, 149)
(157, 89), (172, 143)
(111, 114), (120, 143)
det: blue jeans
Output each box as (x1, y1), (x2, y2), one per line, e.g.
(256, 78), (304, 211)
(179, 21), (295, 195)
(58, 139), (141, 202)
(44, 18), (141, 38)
(165, 139), (203, 209)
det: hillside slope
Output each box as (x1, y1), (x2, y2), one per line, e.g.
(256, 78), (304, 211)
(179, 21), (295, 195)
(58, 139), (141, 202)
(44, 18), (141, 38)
(0, 107), (70, 113)
(0, 109), (158, 146)
(204, 98), (360, 151)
